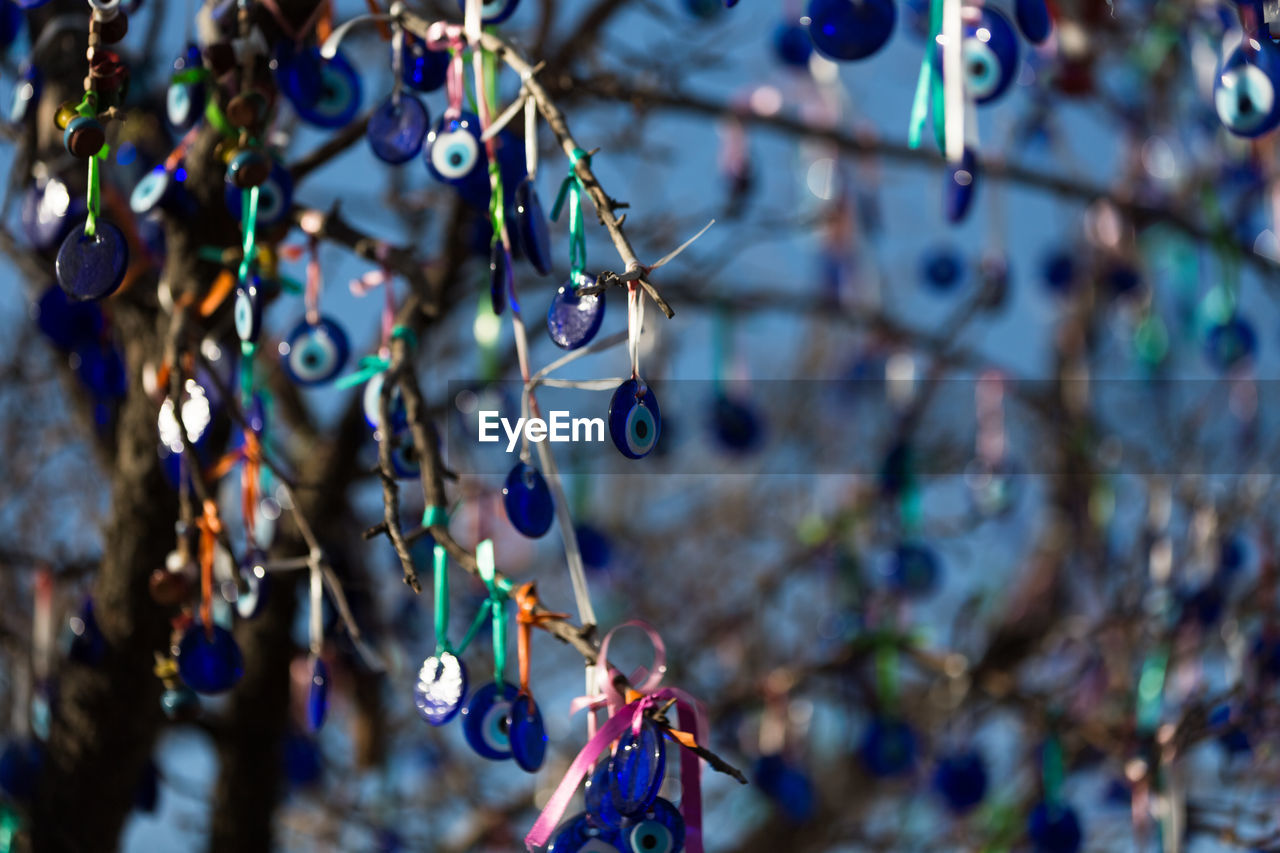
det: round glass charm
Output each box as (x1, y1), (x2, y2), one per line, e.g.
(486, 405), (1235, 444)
(281, 317), (351, 386)
(367, 94), (429, 165)
(307, 657), (329, 732)
(425, 112), (489, 202)
(709, 394), (763, 453)
(548, 276), (605, 350)
(402, 36), (450, 92)
(1215, 40), (1280, 138)
(921, 246), (965, 292)
(1015, 0), (1051, 43)
(234, 280), (262, 344)
(945, 148), (977, 223)
(621, 797), (685, 853)
(56, 222), (128, 301)
(1027, 801), (1083, 853)
(363, 371), (408, 432)
(960, 7), (1019, 105)
(461, 681), (518, 760)
(508, 694), (548, 772)
(807, 0), (896, 62)
(503, 462), (554, 538)
(547, 813), (624, 853)
(858, 716), (917, 777)
(414, 652), (468, 725)
(886, 541), (940, 597)
(933, 750), (988, 813)
(585, 760), (625, 828)
(284, 48), (362, 128)
(176, 623), (245, 694)
(1204, 315), (1257, 371)
(608, 380), (662, 459)
(609, 719), (665, 817)
(514, 177), (553, 275)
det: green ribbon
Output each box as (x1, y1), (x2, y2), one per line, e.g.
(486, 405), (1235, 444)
(550, 148), (590, 285)
(171, 67), (212, 86)
(483, 48), (507, 250)
(476, 539), (511, 688)
(907, 0), (946, 150)
(237, 186), (260, 287)
(239, 342), (256, 409)
(391, 324), (418, 350)
(433, 540), (452, 656)
(204, 98), (234, 137)
(334, 355), (390, 391)
(875, 638), (899, 714)
(1042, 732), (1064, 808)
(1136, 646), (1169, 735)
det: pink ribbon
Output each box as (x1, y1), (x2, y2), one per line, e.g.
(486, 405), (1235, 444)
(348, 265), (397, 348)
(525, 622), (708, 853)
(423, 22), (467, 120)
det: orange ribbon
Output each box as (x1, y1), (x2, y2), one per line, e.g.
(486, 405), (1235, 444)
(514, 582), (569, 699)
(208, 431), (262, 550)
(196, 500), (223, 637)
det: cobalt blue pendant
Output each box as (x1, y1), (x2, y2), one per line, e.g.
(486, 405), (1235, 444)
(425, 112), (488, 195)
(807, 0), (896, 61)
(1204, 316), (1257, 371)
(933, 750), (988, 812)
(709, 394), (763, 453)
(283, 732), (324, 788)
(0, 740), (42, 803)
(774, 22), (814, 68)
(285, 48), (362, 128)
(921, 247), (965, 292)
(609, 719), (665, 817)
(1015, 0), (1051, 43)
(621, 797), (685, 853)
(1027, 801), (1082, 853)
(35, 284), (103, 351)
(503, 462), (555, 538)
(514, 177), (553, 275)
(508, 694), (548, 772)
(585, 760), (626, 828)
(367, 94), (430, 165)
(56, 222), (128, 301)
(944, 148), (977, 223)
(547, 813), (623, 853)
(363, 371), (408, 432)
(576, 524), (613, 571)
(224, 158), (293, 227)
(753, 754), (816, 822)
(161, 684), (200, 720)
(167, 43), (205, 131)
(547, 276), (605, 349)
(177, 623), (245, 694)
(236, 550), (270, 620)
(402, 36), (450, 92)
(391, 437), (422, 480)
(1041, 249), (1075, 294)
(960, 7), (1019, 104)
(282, 316), (351, 386)
(461, 681), (518, 760)
(887, 541), (940, 597)
(1215, 40), (1280, 137)
(67, 599), (106, 666)
(234, 280), (262, 344)
(459, 0), (521, 24)
(307, 657), (329, 732)
(609, 380), (661, 459)
(491, 241), (511, 316)
(414, 652), (468, 725)
(858, 717), (917, 777)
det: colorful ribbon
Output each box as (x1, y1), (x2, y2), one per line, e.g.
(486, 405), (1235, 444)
(551, 148), (590, 285)
(514, 582), (568, 700)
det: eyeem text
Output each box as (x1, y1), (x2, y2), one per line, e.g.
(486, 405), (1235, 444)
(478, 411), (605, 452)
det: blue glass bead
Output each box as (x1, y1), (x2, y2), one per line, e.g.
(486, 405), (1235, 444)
(774, 23), (814, 67)
(391, 436), (422, 480)
(64, 114), (104, 158)
(807, 0), (896, 61)
(23, 177), (84, 251)
(585, 760), (625, 828)
(167, 43), (205, 130)
(367, 93), (429, 165)
(402, 37), (449, 93)
(1041, 249), (1075, 294)
(75, 341), (127, 399)
(224, 158), (293, 227)
(134, 758), (159, 813)
(1215, 40), (1280, 137)
(514, 178), (553, 275)
(307, 657), (329, 732)
(576, 524), (613, 570)
(921, 247), (964, 292)
(459, 0), (521, 24)
(753, 754), (816, 822)
(10, 62), (40, 125)
(0, 740), (41, 803)
(609, 380), (662, 460)
(1220, 534), (1248, 576)
(281, 316), (350, 386)
(857, 717), (917, 777)
(609, 719), (665, 817)
(1180, 583), (1224, 627)
(234, 279), (262, 344)
(1015, 0), (1051, 43)
(56, 221), (128, 301)
(508, 694), (548, 772)
(236, 549), (270, 620)
(461, 681), (518, 760)
(131, 167), (191, 218)
(1211, 704), (1252, 755)
(0, 1), (21, 48)
(34, 284), (103, 350)
(414, 652), (468, 725)
(362, 371), (408, 432)
(161, 684), (200, 720)
(176, 623), (245, 694)
(620, 797), (684, 853)
(547, 813), (624, 853)
(67, 598), (106, 665)
(547, 276), (605, 349)
(283, 732), (324, 788)
(886, 541), (940, 597)
(1027, 801), (1082, 853)
(945, 148), (978, 223)
(1104, 264), (1141, 297)
(960, 7), (1019, 105)
(491, 241), (511, 316)
(503, 461), (555, 538)
(709, 394), (763, 453)
(425, 112), (488, 194)
(1204, 315), (1257, 371)
(932, 750), (988, 812)
(284, 48), (362, 128)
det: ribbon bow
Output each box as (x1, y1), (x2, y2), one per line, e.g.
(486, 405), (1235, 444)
(525, 621), (708, 853)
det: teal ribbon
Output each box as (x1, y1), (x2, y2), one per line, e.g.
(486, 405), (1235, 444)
(1136, 647), (1169, 735)
(907, 0), (946, 151)
(1042, 733), (1064, 808)
(475, 539), (511, 688)
(550, 148), (590, 286)
(237, 186), (260, 287)
(433, 540), (452, 656)
(334, 355), (390, 391)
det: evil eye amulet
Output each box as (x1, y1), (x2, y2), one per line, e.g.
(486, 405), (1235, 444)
(887, 540), (940, 596)
(806, 0), (896, 62)
(621, 797), (685, 853)
(514, 177), (553, 275)
(503, 461), (555, 538)
(609, 380), (661, 459)
(548, 275), (605, 350)
(390, 435), (422, 480)
(1216, 40), (1280, 137)
(961, 7), (1019, 104)
(401, 37), (449, 93)
(461, 681), (519, 760)
(858, 716), (917, 777)
(367, 94), (430, 165)
(425, 113), (488, 194)
(176, 623), (245, 694)
(933, 750), (988, 812)
(507, 694), (548, 772)
(415, 652), (468, 725)
(945, 148), (977, 223)
(285, 48), (362, 129)
(1204, 315), (1257, 371)
(131, 167), (190, 217)
(281, 317), (351, 386)
(547, 813), (624, 853)
(56, 221), (128, 301)
(307, 658), (329, 732)
(234, 280), (263, 344)
(1027, 801), (1082, 853)
(921, 246), (965, 291)
(459, 0), (521, 25)
(609, 718), (665, 816)
(224, 158), (293, 227)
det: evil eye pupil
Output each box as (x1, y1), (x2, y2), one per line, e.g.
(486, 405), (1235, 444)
(627, 822), (673, 853)
(257, 184), (280, 221)
(1218, 65), (1276, 133)
(432, 130), (479, 179)
(481, 700), (512, 752)
(130, 171), (167, 214)
(625, 404), (657, 455)
(290, 333), (338, 380)
(962, 40), (1000, 97)
(316, 68), (354, 116)
(234, 289), (257, 341)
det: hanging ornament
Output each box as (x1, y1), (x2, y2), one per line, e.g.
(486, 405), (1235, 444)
(885, 540), (941, 596)
(857, 715), (917, 776)
(1203, 314), (1257, 371)
(609, 379), (662, 460)
(547, 277), (606, 350)
(223, 158), (293, 228)
(510, 583), (561, 773)
(277, 45), (363, 128)
(806, 0), (896, 61)
(368, 23), (430, 165)
(609, 718), (666, 815)
(459, 540), (518, 760)
(1215, 37), (1280, 137)
(958, 6), (1019, 105)
(1014, 0), (1051, 43)
(459, 0), (522, 25)
(515, 179), (553, 276)
(503, 461), (555, 538)
(1027, 801), (1083, 853)
(282, 318), (350, 386)
(773, 21), (814, 68)
(176, 623), (244, 694)
(402, 34), (450, 92)
(944, 147), (977, 223)
(932, 750), (989, 812)
(920, 245), (966, 292)
(307, 656), (329, 732)
(167, 43), (208, 131)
